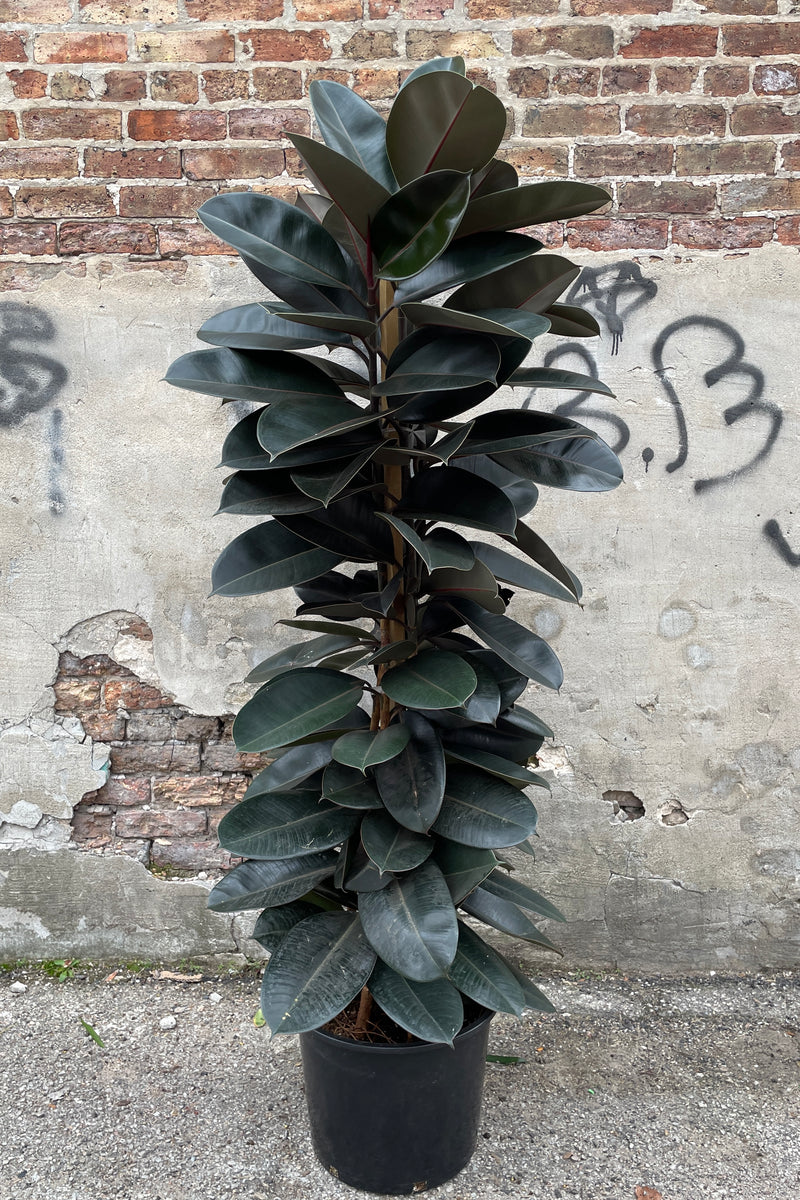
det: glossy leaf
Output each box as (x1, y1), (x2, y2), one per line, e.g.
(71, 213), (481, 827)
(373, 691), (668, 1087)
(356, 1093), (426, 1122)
(217, 470), (321, 517)
(444, 745), (549, 792)
(291, 445), (380, 507)
(446, 922), (526, 1016)
(344, 844), (395, 891)
(277, 493), (394, 563)
(505, 521), (582, 604)
(461, 887), (561, 952)
(270, 309), (377, 338)
(481, 870), (566, 922)
(252, 900), (320, 953)
(449, 597), (564, 689)
(427, 560), (503, 616)
(434, 840), (497, 904)
(358, 860), (458, 982)
(233, 667), (364, 754)
(361, 811), (434, 874)
(472, 541), (579, 606)
(198, 193), (355, 291)
(240, 254), (365, 319)
(257, 397), (380, 459)
(373, 171), (471, 281)
(211, 522), (342, 597)
(289, 133), (391, 241)
(206, 852), (337, 912)
(395, 466), (518, 536)
(459, 408), (593, 456)
(261, 911), (376, 1035)
(332, 725), (411, 772)
(322, 761), (383, 809)
(374, 711), (446, 834)
(454, 656), (502, 723)
(378, 515), (475, 573)
(376, 334), (500, 396)
(498, 952), (557, 1013)
(432, 766), (539, 848)
(309, 79), (396, 191)
(457, 181), (610, 238)
(491, 435), (624, 493)
(218, 792), (359, 860)
(382, 649), (477, 710)
(507, 366), (616, 399)
(471, 157), (518, 198)
(442, 723), (540, 766)
(362, 639), (418, 667)
(246, 634), (362, 684)
(399, 57), (465, 89)
(394, 233), (540, 303)
(245, 743), (334, 795)
(386, 72), (506, 185)
(543, 303), (601, 338)
(448, 254), (580, 315)
(368, 960), (464, 1046)
(280, 618), (376, 639)
(197, 303), (351, 352)
(500, 704), (553, 739)
(400, 302), (548, 343)
(468, 646), (528, 710)
(457, 454), (538, 519)
(165, 346), (346, 405)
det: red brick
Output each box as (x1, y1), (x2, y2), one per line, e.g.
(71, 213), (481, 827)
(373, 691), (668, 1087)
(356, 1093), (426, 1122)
(185, 0), (280, 14)
(110, 743), (200, 773)
(781, 141), (800, 172)
(0, 32), (27, 61)
(78, 0), (179, 18)
(466, 0), (552, 13)
(601, 64), (650, 95)
(60, 221), (158, 255)
(513, 25), (614, 60)
(523, 103), (620, 138)
(566, 218), (668, 250)
(78, 712), (127, 740)
(703, 65), (750, 97)
(574, 142), (673, 177)
(724, 23), (800, 58)
(571, 0), (668, 11)
(59, 652), (131, 677)
(352, 68), (402, 100)
(551, 67), (600, 97)
(754, 64), (800, 97)
(508, 67), (548, 100)
(34, 33), (128, 64)
(149, 839), (232, 870)
(23, 108), (121, 140)
(150, 71), (199, 104)
(621, 24), (718, 59)
(158, 222), (233, 256)
(91, 776), (151, 807)
(103, 70), (147, 101)
(730, 104), (800, 136)
(405, 31), (500, 59)
(673, 217), (774, 250)
(371, 0), (452, 13)
(8, 70), (47, 100)
(676, 141), (776, 176)
(0, 188), (12, 218)
(54, 677), (101, 712)
(0, 224), (57, 256)
(182, 147), (284, 180)
(85, 148), (181, 178)
(250, 67), (302, 101)
(700, 0), (775, 10)
(51, 73), (96, 102)
(201, 70), (250, 103)
(1, 112), (19, 141)
(503, 144), (569, 177)
(104, 678), (174, 709)
(625, 103), (725, 138)
(72, 808), (113, 844)
(201, 741), (269, 772)
(296, 0), (359, 15)
(128, 110), (226, 141)
(341, 30), (396, 59)
(16, 185), (114, 218)
(0, 0), (70, 14)
(777, 216), (800, 245)
(722, 178), (800, 215)
(153, 774), (249, 807)
(115, 807), (208, 838)
(135, 31), (235, 63)
(119, 185), (216, 218)
(0, 147), (77, 178)
(228, 107), (309, 140)
(618, 181), (716, 215)
(654, 65), (698, 94)
(242, 29), (331, 61)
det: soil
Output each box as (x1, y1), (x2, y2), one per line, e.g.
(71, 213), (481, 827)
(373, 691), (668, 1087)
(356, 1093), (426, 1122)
(322, 990), (487, 1045)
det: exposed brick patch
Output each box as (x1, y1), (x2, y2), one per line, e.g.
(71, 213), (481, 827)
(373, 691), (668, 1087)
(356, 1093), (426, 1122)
(703, 65), (750, 97)
(675, 141), (776, 177)
(522, 103), (620, 138)
(84, 148), (182, 179)
(620, 25), (719, 59)
(730, 103), (800, 136)
(672, 217), (774, 250)
(618, 181), (716, 216)
(723, 23), (800, 59)
(15, 185), (115, 219)
(59, 221), (158, 255)
(0, 222), (57, 255)
(128, 110), (226, 141)
(242, 29), (332, 62)
(513, 26), (614, 60)
(566, 218), (669, 250)
(601, 64), (650, 95)
(33, 32), (128, 64)
(654, 65), (699, 95)
(625, 103), (726, 138)
(8, 70), (49, 100)
(0, 33), (28, 62)
(182, 147), (285, 180)
(0, 147), (78, 179)
(22, 108), (122, 140)
(754, 64), (800, 96)
(574, 143), (674, 178)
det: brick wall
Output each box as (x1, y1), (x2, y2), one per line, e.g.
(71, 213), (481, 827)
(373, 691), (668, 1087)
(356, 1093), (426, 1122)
(2, 2), (800, 263)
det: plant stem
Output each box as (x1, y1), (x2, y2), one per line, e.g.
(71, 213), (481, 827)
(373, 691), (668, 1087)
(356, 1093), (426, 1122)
(355, 985), (373, 1033)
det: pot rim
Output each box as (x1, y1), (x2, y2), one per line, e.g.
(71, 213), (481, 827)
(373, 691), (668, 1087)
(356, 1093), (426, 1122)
(302, 1005), (494, 1054)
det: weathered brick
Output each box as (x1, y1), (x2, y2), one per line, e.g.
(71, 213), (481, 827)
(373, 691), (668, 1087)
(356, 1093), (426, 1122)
(110, 743), (200, 773)
(150, 71), (199, 104)
(90, 776), (151, 807)
(654, 65), (698, 94)
(135, 31), (235, 64)
(158, 222), (233, 256)
(503, 144), (569, 177)
(466, 0), (553, 14)
(185, 0), (280, 14)
(78, 0), (178, 18)
(703, 65), (750, 97)
(306, 68), (352, 90)
(730, 103), (800, 136)
(149, 838), (231, 870)
(34, 33), (128, 65)
(625, 103), (725, 138)
(1, 113), (20, 141)
(700, 0), (775, 9)
(201, 70), (250, 103)
(574, 142), (673, 177)
(0, 188), (12, 218)
(0, 262), (87, 290)
(128, 110), (226, 141)
(508, 67), (548, 100)
(0, 223), (57, 255)
(621, 24), (718, 59)
(724, 23), (800, 58)
(16, 185), (114, 219)
(405, 31), (501, 59)
(673, 217), (774, 249)
(721, 178), (800, 215)
(342, 30), (397, 59)
(58, 652), (132, 677)
(0, 33), (27, 61)
(513, 25), (613, 60)
(51, 72), (96, 102)
(228, 107), (309, 140)
(352, 68), (402, 100)
(77, 711), (127, 740)
(152, 774), (248, 807)
(202, 740), (269, 773)
(0, 147), (78, 179)
(85, 148), (182, 179)
(72, 808), (113, 844)
(781, 141), (800, 172)
(566, 218), (668, 250)
(23, 108), (121, 140)
(0, 0), (70, 14)
(523, 103), (620, 139)
(777, 216), (800, 245)
(54, 677), (102, 712)
(551, 67), (600, 97)
(115, 807), (208, 838)
(123, 710), (178, 741)
(250, 67), (302, 101)
(675, 141), (776, 177)
(105, 678), (174, 710)
(601, 64), (650, 95)
(296, 0), (360, 16)
(754, 64), (800, 97)
(119, 185), (216, 218)
(571, 0), (668, 11)
(182, 147), (284, 180)
(8, 70), (48, 100)
(177, 715), (220, 740)
(103, 70), (147, 101)
(618, 181), (716, 215)
(242, 29), (331, 61)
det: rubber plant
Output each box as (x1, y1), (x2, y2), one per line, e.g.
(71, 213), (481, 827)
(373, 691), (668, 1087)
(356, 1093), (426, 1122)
(165, 58), (622, 1047)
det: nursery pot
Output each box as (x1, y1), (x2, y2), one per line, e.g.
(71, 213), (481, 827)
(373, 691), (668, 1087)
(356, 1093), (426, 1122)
(299, 1008), (494, 1194)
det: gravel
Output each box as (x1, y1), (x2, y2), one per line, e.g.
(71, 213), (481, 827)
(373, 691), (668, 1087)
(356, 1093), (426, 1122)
(0, 967), (797, 1200)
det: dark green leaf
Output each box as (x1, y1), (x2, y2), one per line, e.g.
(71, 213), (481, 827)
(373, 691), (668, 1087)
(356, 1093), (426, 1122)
(220, 410), (272, 471)
(456, 454), (538, 519)
(218, 792), (359, 860)
(376, 334), (500, 396)
(246, 634), (361, 684)
(432, 766), (539, 848)
(461, 887), (561, 952)
(368, 960), (464, 1046)
(332, 726), (411, 772)
(198, 193), (355, 291)
(207, 853), (337, 912)
(240, 254), (365, 319)
(261, 911), (376, 1034)
(434, 840), (497, 904)
(322, 761), (383, 809)
(504, 521), (582, 604)
(382, 649), (477, 710)
(482, 870), (566, 922)
(277, 493), (394, 563)
(427, 560), (503, 615)
(197, 303), (351, 352)
(469, 646), (528, 709)
(378, 516), (475, 573)
(471, 541), (579, 606)
(448, 254), (580, 315)
(454, 656), (502, 723)
(359, 860), (458, 982)
(471, 157), (518, 198)
(460, 408), (594, 456)
(233, 667), (363, 754)
(500, 704), (553, 739)
(373, 171), (471, 280)
(543, 302), (601, 338)
(212, 522), (342, 597)
(344, 843), (395, 891)
(270, 309), (377, 338)
(291, 445), (380, 507)
(257, 397), (380, 459)
(491, 435), (623, 492)
(217, 470), (321, 517)
(165, 346), (347, 405)
(362, 639), (418, 667)
(289, 133), (391, 242)
(447, 921), (526, 1016)
(400, 302), (548, 343)
(252, 900), (320, 953)
(429, 422), (475, 463)
(448, 597), (564, 689)
(361, 811), (434, 874)
(395, 466), (518, 536)
(374, 711), (446, 833)
(394, 233), (539, 303)
(497, 952), (557, 1013)
(507, 366), (616, 399)
(386, 72), (506, 185)
(309, 79), (396, 191)
(399, 57), (465, 89)
(245, 745), (334, 795)
(444, 745), (549, 792)
(457, 181), (610, 238)
(441, 723), (539, 766)
(79, 1018), (105, 1047)
(280, 618), (376, 639)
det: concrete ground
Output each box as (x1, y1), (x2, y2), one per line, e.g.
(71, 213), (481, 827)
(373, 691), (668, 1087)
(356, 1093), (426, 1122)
(0, 965), (797, 1200)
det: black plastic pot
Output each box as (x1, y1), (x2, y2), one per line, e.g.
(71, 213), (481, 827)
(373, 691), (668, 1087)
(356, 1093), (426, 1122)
(299, 1009), (493, 1195)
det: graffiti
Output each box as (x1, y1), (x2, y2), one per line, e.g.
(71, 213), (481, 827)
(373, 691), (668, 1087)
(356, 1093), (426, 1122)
(763, 519), (800, 568)
(47, 409), (66, 516)
(567, 261), (659, 356)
